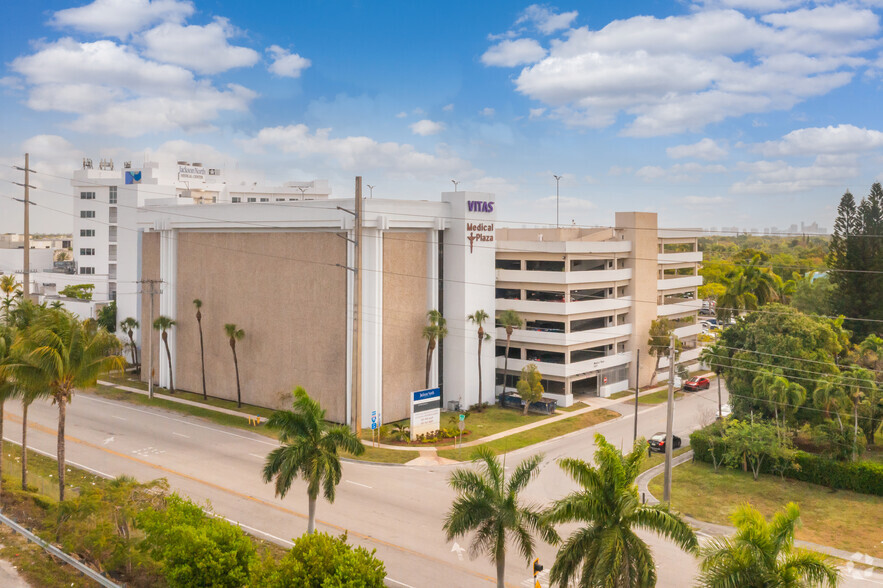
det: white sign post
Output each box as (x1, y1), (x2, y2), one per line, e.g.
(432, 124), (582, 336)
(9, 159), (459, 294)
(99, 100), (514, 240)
(410, 388), (441, 441)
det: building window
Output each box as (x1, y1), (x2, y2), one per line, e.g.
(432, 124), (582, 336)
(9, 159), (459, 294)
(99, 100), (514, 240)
(80, 210), (95, 218)
(109, 186), (117, 204)
(80, 248), (95, 256)
(80, 229), (95, 237)
(260, 197), (269, 202)
(232, 197), (241, 203)
(495, 288), (521, 300)
(79, 267), (95, 275)
(247, 197), (256, 203)
(526, 260), (564, 272)
(276, 198), (285, 202)
(80, 192), (95, 200)
(495, 259), (520, 270)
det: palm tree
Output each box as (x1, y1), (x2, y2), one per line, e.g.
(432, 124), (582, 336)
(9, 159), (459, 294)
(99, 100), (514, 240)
(717, 255), (782, 323)
(225, 323), (244, 407)
(443, 447), (559, 588)
(698, 502), (839, 588)
(467, 310), (491, 411)
(814, 377), (848, 428)
(422, 310), (447, 389)
(152, 316), (176, 393)
(193, 299), (207, 399)
(262, 387), (364, 534)
(838, 367), (875, 461)
(0, 326), (20, 497)
(647, 318), (680, 386)
(9, 312), (124, 500)
(1, 274), (21, 324)
(496, 309), (523, 393)
(119, 317), (139, 369)
(546, 433), (698, 588)
(699, 344), (728, 417)
(753, 369), (805, 436)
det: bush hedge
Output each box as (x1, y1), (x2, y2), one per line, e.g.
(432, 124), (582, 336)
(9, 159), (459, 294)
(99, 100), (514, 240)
(690, 428), (883, 496)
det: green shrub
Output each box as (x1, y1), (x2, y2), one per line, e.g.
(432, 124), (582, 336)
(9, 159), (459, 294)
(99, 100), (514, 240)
(250, 531), (385, 587)
(136, 494), (255, 587)
(690, 427), (883, 496)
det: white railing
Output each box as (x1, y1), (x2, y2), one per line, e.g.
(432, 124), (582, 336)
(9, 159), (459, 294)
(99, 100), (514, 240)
(658, 346), (703, 369)
(658, 251), (702, 264)
(496, 297), (631, 316)
(673, 323), (703, 338)
(657, 299), (702, 316)
(495, 268), (632, 285)
(657, 275), (703, 290)
(496, 324), (631, 347)
(496, 351), (632, 379)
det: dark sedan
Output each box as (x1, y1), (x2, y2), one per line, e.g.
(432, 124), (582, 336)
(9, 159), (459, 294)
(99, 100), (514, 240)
(648, 432), (682, 452)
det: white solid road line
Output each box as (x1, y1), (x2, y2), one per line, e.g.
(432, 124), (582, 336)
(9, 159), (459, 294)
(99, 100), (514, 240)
(386, 578), (416, 588)
(248, 453), (265, 460)
(345, 480), (372, 489)
(171, 432), (190, 438)
(81, 395), (278, 447)
(111, 415), (127, 421)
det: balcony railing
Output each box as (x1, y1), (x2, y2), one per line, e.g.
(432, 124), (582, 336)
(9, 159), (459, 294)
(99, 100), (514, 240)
(495, 268), (632, 285)
(496, 324), (632, 347)
(496, 297), (631, 316)
(496, 351), (632, 379)
(657, 275), (702, 290)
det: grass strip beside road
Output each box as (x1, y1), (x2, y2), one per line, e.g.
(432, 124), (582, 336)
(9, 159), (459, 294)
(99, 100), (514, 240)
(437, 408), (620, 461)
(648, 461), (883, 557)
(637, 389), (684, 404)
(346, 446), (419, 464)
(638, 446), (691, 474)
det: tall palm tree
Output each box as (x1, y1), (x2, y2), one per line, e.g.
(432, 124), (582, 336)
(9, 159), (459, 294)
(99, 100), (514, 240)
(814, 377), (848, 429)
(18, 381), (49, 492)
(838, 367), (875, 461)
(9, 312), (124, 500)
(698, 502), (839, 588)
(699, 344), (728, 417)
(152, 316), (176, 393)
(0, 326), (20, 497)
(262, 386), (364, 534)
(546, 433), (698, 588)
(443, 447), (559, 588)
(467, 310), (491, 411)
(193, 299), (207, 399)
(422, 309), (447, 389)
(119, 317), (139, 369)
(753, 369), (805, 436)
(225, 323), (244, 407)
(496, 309), (523, 393)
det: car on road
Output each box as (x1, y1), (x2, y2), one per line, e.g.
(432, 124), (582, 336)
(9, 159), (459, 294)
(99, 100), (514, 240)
(648, 432), (682, 452)
(683, 376), (710, 391)
(719, 403), (733, 419)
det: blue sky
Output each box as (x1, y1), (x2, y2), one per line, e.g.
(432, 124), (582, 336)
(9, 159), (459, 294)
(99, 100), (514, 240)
(2, 0), (883, 233)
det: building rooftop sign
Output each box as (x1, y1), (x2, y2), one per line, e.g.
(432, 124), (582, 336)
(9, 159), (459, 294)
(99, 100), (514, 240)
(178, 164), (207, 181)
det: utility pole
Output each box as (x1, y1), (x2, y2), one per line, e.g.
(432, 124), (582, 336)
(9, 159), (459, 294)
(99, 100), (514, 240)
(353, 177), (363, 436)
(717, 374), (722, 419)
(663, 333), (675, 503)
(633, 353), (640, 443)
(13, 154), (35, 298)
(139, 279), (162, 399)
(553, 175), (562, 229)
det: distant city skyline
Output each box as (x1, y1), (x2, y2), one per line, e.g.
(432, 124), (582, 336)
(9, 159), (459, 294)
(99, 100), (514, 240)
(2, 1), (883, 233)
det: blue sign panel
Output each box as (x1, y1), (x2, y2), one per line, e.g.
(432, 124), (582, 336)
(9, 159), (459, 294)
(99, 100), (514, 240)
(412, 388), (441, 402)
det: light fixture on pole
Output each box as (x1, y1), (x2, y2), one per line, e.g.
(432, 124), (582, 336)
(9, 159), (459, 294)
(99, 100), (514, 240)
(367, 184), (375, 198)
(451, 179), (460, 192)
(296, 186), (308, 198)
(553, 174), (562, 228)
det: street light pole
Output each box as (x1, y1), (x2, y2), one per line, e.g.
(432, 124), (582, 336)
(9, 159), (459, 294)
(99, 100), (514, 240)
(553, 174), (562, 228)
(367, 184), (375, 198)
(451, 179), (460, 192)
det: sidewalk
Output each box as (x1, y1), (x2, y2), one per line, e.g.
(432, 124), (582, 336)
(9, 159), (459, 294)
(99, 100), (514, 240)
(97, 380), (267, 424)
(635, 449), (883, 569)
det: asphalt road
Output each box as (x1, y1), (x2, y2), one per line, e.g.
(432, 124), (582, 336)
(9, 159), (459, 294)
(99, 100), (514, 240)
(1, 383), (878, 587)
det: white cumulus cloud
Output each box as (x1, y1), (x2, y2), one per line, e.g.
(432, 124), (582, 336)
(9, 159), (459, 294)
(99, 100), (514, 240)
(267, 45), (312, 78)
(667, 138), (728, 161)
(482, 38), (547, 67)
(516, 5), (579, 34)
(409, 119), (446, 136)
(50, 0), (194, 39)
(754, 124), (883, 156)
(139, 17), (259, 75)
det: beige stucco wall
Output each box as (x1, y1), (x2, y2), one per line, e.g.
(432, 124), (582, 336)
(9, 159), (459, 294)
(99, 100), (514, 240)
(171, 231), (348, 422)
(381, 231), (428, 422)
(140, 232), (161, 387)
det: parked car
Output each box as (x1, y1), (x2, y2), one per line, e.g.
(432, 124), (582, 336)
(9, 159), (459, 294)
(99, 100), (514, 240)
(718, 403), (733, 419)
(648, 432), (682, 452)
(683, 376), (710, 391)
(699, 307), (715, 316)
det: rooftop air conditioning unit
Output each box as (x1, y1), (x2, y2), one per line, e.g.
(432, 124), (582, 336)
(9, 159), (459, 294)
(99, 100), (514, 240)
(208, 168), (220, 175)
(123, 161), (132, 169)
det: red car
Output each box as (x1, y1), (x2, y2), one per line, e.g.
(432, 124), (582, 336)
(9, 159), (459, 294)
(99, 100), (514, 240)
(683, 376), (710, 391)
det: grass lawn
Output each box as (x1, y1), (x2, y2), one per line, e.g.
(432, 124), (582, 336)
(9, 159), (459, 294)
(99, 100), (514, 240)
(608, 389), (635, 400)
(638, 389), (684, 404)
(638, 446), (691, 474)
(366, 405), (555, 447)
(649, 461), (883, 557)
(345, 446), (419, 464)
(436, 408), (620, 461)
(556, 402), (588, 413)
